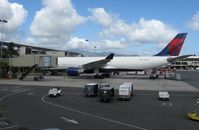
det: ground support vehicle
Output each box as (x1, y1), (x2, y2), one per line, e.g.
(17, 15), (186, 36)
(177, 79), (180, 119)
(48, 87), (62, 97)
(84, 83), (98, 97)
(123, 82), (134, 96)
(188, 98), (199, 121)
(118, 84), (132, 100)
(99, 86), (114, 102)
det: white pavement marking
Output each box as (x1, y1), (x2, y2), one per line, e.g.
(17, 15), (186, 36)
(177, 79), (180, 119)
(161, 102), (173, 107)
(11, 89), (24, 92)
(0, 89), (29, 130)
(60, 117), (79, 124)
(42, 94), (148, 130)
(1, 121), (8, 126)
(0, 121), (7, 126)
(0, 125), (18, 130)
(0, 89), (30, 102)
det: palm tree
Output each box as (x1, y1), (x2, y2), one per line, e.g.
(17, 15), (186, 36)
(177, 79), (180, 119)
(4, 42), (18, 58)
(0, 42), (18, 78)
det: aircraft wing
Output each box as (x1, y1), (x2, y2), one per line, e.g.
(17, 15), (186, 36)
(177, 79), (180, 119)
(80, 53), (114, 70)
(167, 55), (192, 63)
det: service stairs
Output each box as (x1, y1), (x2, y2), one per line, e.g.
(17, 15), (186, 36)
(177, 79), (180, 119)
(12, 68), (20, 78)
(19, 64), (38, 80)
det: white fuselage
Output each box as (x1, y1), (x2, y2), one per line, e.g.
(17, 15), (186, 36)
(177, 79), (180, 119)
(58, 56), (170, 70)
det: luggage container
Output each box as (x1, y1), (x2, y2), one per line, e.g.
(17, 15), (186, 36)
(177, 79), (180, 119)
(123, 82), (134, 96)
(99, 86), (114, 102)
(118, 84), (132, 100)
(84, 83), (98, 97)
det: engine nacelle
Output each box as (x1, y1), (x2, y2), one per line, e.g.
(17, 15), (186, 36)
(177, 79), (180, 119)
(66, 67), (83, 76)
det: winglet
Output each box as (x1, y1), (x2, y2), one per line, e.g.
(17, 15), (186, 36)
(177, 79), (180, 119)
(105, 53), (114, 60)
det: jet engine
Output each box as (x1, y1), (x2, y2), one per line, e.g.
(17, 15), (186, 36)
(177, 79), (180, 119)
(66, 67), (83, 76)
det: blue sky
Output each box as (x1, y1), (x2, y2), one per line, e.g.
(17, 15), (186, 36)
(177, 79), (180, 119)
(2, 0), (199, 55)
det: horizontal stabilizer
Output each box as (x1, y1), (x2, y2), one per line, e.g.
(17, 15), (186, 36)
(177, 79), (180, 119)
(167, 55), (192, 63)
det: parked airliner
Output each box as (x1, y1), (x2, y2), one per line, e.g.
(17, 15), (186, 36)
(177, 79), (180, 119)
(57, 33), (190, 78)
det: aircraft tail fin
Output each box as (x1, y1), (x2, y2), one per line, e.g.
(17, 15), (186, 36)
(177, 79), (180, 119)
(155, 33), (187, 56)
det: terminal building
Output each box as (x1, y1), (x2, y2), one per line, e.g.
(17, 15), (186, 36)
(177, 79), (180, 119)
(1, 42), (82, 68)
(171, 56), (199, 70)
(1, 41), (82, 57)
(0, 41), (83, 79)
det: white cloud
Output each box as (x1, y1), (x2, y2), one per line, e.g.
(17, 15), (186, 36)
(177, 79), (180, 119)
(188, 11), (199, 30)
(0, 0), (27, 35)
(89, 8), (113, 27)
(28, 5), (129, 51)
(90, 8), (177, 45)
(67, 36), (125, 51)
(97, 39), (125, 50)
(28, 6), (177, 53)
(0, 0), (181, 54)
(29, 0), (87, 48)
(4, 1), (177, 54)
(67, 37), (89, 49)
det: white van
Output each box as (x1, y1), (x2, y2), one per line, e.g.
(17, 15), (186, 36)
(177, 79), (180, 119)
(118, 84), (131, 100)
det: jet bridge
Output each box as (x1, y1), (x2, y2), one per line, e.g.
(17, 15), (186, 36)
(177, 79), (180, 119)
(9, 55), (57, 68)
(8, 55), (58, 80)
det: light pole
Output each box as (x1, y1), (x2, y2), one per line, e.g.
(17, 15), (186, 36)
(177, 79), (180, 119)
(0, 19), (8, 60)
(85, 39), (89, 52)
(0, 20), (7, 78)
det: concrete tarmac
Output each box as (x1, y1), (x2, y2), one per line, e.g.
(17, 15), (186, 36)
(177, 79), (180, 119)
(0, 84), (198, 130)
(0, 71), (198, 129)
(177, 70), (199, 89)
(0, 73), (198, 92)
